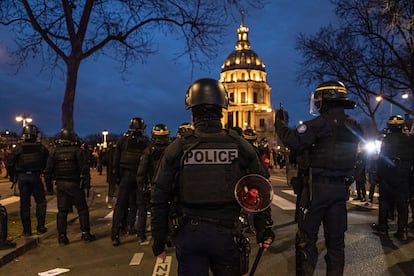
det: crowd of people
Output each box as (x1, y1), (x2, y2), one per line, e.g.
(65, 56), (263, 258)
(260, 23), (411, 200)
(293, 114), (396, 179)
(2, 78), (414, 275)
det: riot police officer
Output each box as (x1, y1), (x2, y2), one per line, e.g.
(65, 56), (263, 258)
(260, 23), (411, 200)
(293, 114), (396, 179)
(151, 78), (274, 275)
(372, 115), (414, 241)
(45, 129), (96, 245)
(275, 81), (361, 275)
(136, 123), (171, 242)
(6, 124), (49, 236)
(111, 117), (150, 246)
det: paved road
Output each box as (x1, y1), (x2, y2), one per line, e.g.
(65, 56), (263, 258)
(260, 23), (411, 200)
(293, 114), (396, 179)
(0, 169), (413, 275)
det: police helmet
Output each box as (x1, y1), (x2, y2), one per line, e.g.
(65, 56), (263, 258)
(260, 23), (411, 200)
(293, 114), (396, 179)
(59, 128), (78, 143)
(243, 128), (257, 142)
(185, 78), (229, 110)
(310, 81), (355, 114)
(22, 124), (39, 141)
(152, 124), (170, 137)
(129, 117), (146, 132)
(387, 115), (405, 132)
(177, 122), (194, 138)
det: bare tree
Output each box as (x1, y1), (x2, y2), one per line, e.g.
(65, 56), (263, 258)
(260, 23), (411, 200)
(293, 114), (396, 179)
(296, 0), (414, 133)
(0, 0), (263, 130)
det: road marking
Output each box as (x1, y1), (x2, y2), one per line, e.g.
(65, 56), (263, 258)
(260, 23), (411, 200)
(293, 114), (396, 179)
(269, 176), (286, 182)
(0, 196), (20, 206)
(281, 189), (295, 196)
(152, 255), (172, 276)
(272, 194), (296, 210)
(103, 210), (113, 220)
(129, 253), (144, 266)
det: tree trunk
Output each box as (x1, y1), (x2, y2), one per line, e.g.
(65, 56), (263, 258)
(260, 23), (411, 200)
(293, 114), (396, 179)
(62, 58), (80, 131)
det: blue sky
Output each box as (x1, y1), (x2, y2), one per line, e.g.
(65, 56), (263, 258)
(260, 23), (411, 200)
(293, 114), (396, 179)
(0, 0), (339, 138)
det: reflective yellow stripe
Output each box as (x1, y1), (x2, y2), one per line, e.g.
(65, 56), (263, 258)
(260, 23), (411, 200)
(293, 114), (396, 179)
(388, 119), (404, 124)
(315, 86), (347, 93)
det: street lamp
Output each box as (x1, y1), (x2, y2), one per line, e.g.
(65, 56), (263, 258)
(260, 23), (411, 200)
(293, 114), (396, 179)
(15, 114), (33, 127)
(102, 129), (109, 149)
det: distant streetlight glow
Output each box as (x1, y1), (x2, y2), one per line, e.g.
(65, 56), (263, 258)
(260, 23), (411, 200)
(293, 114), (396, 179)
(15, 114), (33, 127)
(102, 129), (109, 149)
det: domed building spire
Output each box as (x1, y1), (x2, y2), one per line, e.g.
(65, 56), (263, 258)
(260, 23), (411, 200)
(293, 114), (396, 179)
(236, 10), (250, 51)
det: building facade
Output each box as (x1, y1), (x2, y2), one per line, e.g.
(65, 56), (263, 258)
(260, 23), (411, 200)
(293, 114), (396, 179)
(219, 16), (276, 141)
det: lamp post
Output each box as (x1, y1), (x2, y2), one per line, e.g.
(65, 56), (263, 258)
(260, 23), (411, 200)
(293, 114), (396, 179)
(102, 129), (109, 149)
(15, 114), (33, 127)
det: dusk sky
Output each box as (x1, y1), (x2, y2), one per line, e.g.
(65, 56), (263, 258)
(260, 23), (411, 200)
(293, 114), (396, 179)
(0, 1), (341, 139)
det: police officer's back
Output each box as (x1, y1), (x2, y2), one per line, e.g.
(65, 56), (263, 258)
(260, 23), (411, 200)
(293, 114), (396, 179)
(6, 124), (49, 236)
(136, 123), (171, 242)
(275, 81), (361, 276)
(111, 117), (150, 246)
(372, 115), (414, 241)
(151, 78), (274, 275)
(45, 129), (95, 245)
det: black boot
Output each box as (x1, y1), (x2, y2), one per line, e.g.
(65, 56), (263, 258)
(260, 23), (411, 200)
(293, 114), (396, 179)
(394, 229), (408, 241)
(82, 232), (96, 242)
(58, 234), (69, 246)
(372, 223), (388, 235)
(111, 228), (120, 246)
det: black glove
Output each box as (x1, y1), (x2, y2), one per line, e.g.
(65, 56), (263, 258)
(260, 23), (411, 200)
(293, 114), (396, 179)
(256, 227), (275, 244)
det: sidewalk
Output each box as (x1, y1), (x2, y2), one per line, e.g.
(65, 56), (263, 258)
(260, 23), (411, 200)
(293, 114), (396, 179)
(0, 170), (103, 267)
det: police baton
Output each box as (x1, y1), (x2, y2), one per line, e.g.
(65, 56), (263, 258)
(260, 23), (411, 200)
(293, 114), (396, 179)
(249, 246), (264, 276)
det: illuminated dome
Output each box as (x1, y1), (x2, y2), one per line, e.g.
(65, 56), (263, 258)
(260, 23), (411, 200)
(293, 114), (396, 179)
(221, 15), (265, 73)
(222, 49), (265, 72)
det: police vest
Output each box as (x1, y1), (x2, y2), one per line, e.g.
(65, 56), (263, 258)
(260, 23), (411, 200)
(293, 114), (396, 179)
(310, 117), (359, 174)
(381, 132), (414, 162)
(16, 142), (43, 172)
(53, 146), (80, 181)
(178, 130), (241, 206)
(119, 135), (149, 171)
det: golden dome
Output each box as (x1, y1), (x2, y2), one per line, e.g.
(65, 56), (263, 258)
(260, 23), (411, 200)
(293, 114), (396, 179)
(221, 14), (265, 73)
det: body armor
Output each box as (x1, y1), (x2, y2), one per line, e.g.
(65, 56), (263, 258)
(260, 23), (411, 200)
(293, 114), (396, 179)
(53, 146), (80, 181)
(178, 130), (241, 206)
(119, 134), (148, 171)
(309, 116), (359, 175)
(16, 142), (43, 172)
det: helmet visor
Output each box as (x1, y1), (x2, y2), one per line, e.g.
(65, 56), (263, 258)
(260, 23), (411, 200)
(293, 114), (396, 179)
(309, 92), (319, 116)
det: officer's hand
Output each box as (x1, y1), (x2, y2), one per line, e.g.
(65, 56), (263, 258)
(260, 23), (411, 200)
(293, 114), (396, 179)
(157, 251), (167, 262)
(259, 238), (273, 252)
(152, 240), (166, 257)
(256, 228), (275, 248)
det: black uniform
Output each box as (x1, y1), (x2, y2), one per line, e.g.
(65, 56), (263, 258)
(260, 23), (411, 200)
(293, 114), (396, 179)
(136, 136), (170, 241)
(111, 131), (150, 244)
(6, 139), (49, 235)
(152, 78), (274, 275)
(152, 122), (273, 275)
(45, 139), (94, 243)
(375, 130), (414, 239)
(276, 107), (360, 275)
(353, 151), (367, 201)
(104, 144), (118, 208)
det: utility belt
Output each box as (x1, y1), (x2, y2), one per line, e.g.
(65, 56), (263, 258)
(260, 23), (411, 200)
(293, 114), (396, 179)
(17, 171), (40, 175)
(183, 215), (236, 229)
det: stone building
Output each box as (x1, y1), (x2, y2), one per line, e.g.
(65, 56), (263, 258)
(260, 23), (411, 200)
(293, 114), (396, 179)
(219, 15), (276, 141)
